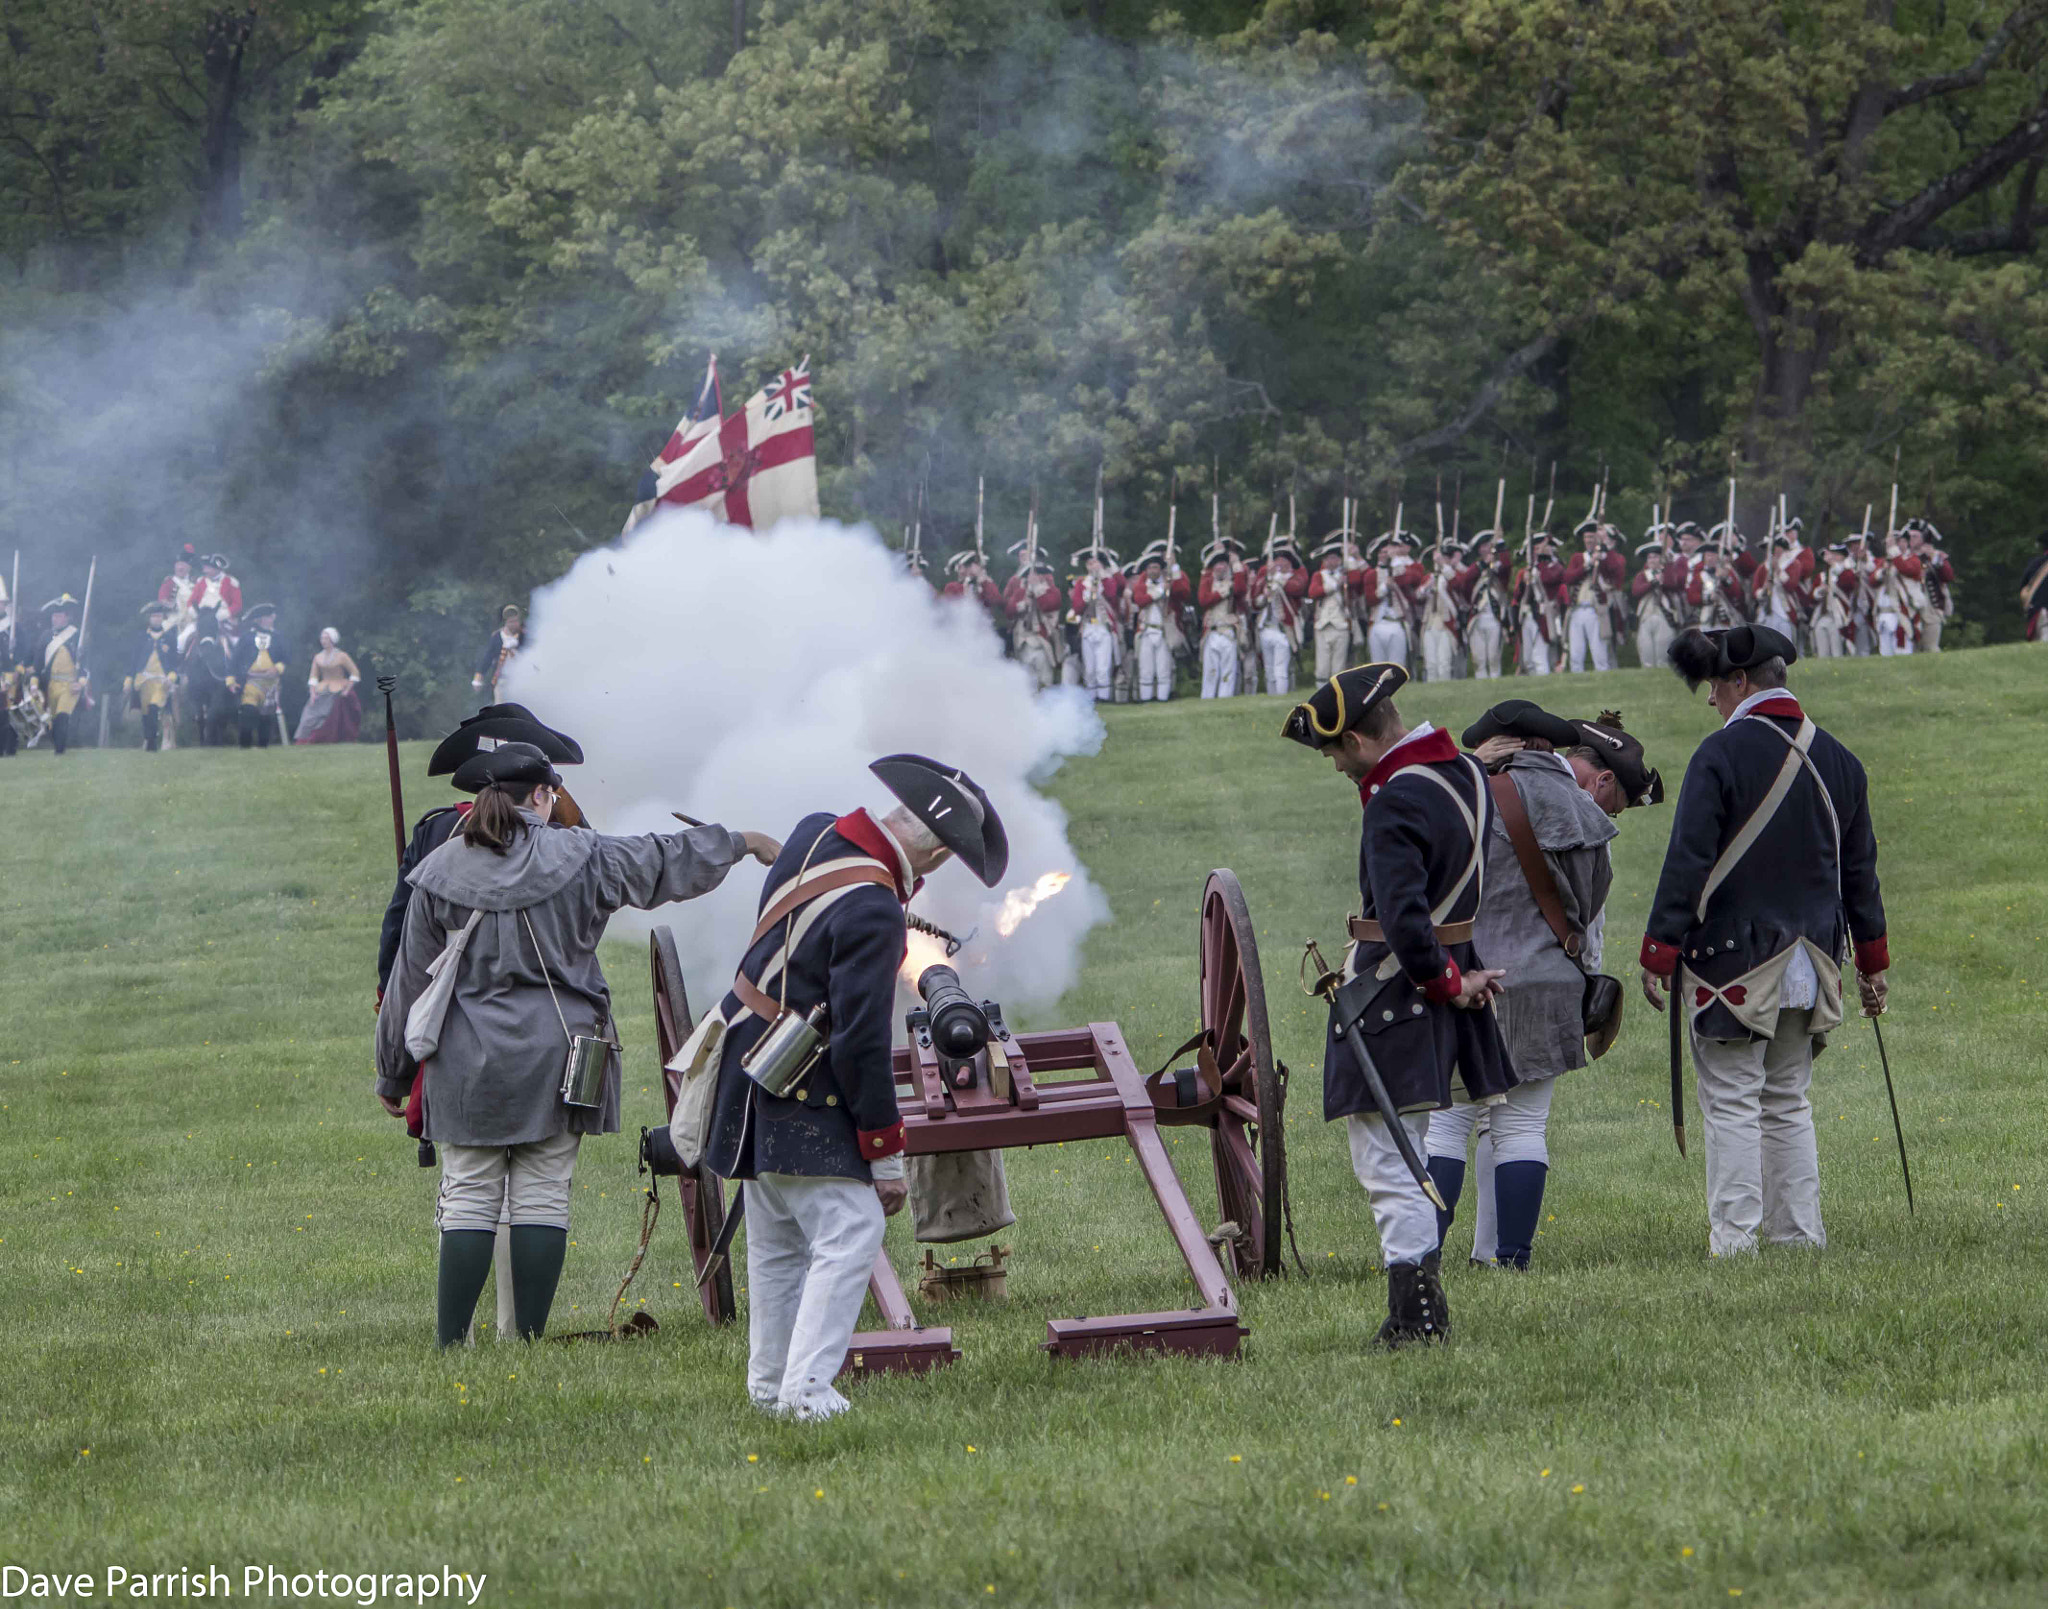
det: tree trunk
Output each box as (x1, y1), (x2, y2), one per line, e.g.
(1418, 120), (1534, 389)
(184, 9), (254, 270)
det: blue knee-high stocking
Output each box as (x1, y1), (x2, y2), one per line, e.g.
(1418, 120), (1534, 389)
(1493, 1160), (1548, 1269)
(1425, 1156), (1466, 1251)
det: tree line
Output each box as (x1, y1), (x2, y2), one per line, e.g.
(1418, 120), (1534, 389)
(4, 0), (2044, 725)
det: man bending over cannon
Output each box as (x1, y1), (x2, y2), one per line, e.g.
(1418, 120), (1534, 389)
(697, 755), (1008, 1419)
(1285, 664), (1513, 1346)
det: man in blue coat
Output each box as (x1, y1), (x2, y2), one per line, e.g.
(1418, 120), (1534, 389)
(704, 755), (1008, 1419)
(1284, 663), (1514, 1346)
(1639, 624), (1890, 1255)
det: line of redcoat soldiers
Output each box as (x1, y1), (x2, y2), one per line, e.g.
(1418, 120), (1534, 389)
(910, 514), (1957, 699)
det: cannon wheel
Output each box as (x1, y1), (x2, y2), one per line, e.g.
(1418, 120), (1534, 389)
(651, 926), (736, 1325)
(1200, 870), (1288, 1281)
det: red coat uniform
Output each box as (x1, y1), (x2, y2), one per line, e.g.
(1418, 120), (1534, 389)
(1562, 549), (1627, 596)
(1197, 567), (1251, 611)
(942, 577), (1004, 617)
(1129, 571), (1190, 618)
(1004, 573), (1063, 622)
(1069, 572), (1125, 626)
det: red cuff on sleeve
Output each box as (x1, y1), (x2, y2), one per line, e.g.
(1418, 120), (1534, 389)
(859, 1120), (906, 1160)
(1420, 956), (1463, 1004)
(1640, 936), (1680, 976)
(1853, 936), (1890, 975)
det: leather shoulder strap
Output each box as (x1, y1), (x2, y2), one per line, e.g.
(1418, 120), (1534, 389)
(748, 860), (896, 949)
(1488, 771), (1579, 957)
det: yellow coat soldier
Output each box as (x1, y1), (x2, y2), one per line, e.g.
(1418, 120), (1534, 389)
(228, 602), (288, 749)
(35, 594), (86, 756)
(125, 599), (181, 752)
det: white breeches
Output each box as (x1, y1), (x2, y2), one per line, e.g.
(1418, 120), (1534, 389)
(1366, 620), (1408, 668)
(1346, 1112), (1437, 1268)
(1761, 608), (1799, 644)
(1467, 611), (1503, 678)
(1848, 611), (1873, 656)
(1080, 623), (1116, 700)
(1520, 616), (1553, 675)
(1875, 610), (1913, 656)
(1691, 1010), (1824, 1257)
(436, 1131), (581, 1232)
(744, 1172), (887, 1420)
(1135, 629), (1173, 700)
(1811, 619), (1847, 658)
(1200, 631), (1240, 698)
(1313, 624), (1352, 683)
(1567, 604), (1611, 672)
(1919, 614), (1943, 653)
(1421, 625), (1458, 682)
(1258, 627), (1294, 696)
(1016, 636), (1057, 689)
(1636, 612), (1675, 673)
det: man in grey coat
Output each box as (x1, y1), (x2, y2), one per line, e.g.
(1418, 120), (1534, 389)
(376, 743), (778, 1345)
(1427, 702), (1663, 1267)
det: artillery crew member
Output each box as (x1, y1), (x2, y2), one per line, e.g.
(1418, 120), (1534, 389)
(35, 594), (85, 756)
(376, 742), (773, 1347)
(228, 602), (287, 748)
(1196, 542), (1249, 698)
(1069, 546), (1125, 702)
(700, 754), (1009, 1419)
(1284, 664), (1513, 1345)
(1430, 702), (1662, 1268)
(1128, 546), (1188, 701)
(1641, 625), (1890, 1256)
(473, 604), (525, 695)
(126, 600), (180, 752)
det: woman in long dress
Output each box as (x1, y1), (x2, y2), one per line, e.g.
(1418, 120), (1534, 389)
(293, 627), (363, 743)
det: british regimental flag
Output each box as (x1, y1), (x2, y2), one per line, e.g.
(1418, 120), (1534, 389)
(621, 356), (820, 535)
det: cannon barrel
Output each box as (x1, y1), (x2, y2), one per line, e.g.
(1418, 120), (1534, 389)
(917, 964), (992, 1061)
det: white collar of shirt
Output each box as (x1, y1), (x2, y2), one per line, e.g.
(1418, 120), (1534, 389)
(1725, 687), (1788, 726)
(1384, 720), (1436, 756)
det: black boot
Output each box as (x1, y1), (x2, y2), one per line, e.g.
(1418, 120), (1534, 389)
(1376, 1253), (1452, 1349)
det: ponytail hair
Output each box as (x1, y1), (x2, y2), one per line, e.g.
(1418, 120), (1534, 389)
(459, 782), (537, 855)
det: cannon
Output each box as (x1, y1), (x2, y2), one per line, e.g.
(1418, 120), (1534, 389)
(645, 868), (1289, 1367)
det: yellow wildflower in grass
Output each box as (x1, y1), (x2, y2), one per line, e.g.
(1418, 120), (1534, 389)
(1682, 1548), (1695, 1559)
(1571, 1484), (1585, 1494)
(1228, 1455), (1242, 1464)
(814, 1488), (824, 1499)
(1540, 1468), (1551, 1478)
(967, 1445), (977, 1453)
(1345, 1476), (1358, 1486)
(747, 1454), (759, 1463)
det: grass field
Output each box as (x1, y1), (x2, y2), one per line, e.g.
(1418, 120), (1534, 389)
(4, 645), (2046, 1608)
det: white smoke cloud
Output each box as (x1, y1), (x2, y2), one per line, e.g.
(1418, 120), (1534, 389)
(502, 509), (1109, 1015)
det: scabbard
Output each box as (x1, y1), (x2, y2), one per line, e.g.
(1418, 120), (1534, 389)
(1668, 973), (1687, 1157)
(1328, 1005), (1445, 1211)
(697, 1183), (746, 1288)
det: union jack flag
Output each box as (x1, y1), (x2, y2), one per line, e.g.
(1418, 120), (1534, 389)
(760, 361), (811, 422)
(621, 355), (722, 535)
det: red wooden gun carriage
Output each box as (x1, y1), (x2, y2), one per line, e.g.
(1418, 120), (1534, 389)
(645, 870), (1290, 1371)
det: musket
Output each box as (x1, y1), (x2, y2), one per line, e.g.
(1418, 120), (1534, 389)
(975, 474), (986, 563)
(1300, 937), (1446, 1210)
(75, 555), (97, 714)
(1210, 457), (1221, 556)
(1434, 474), (1444, 546)
(1870, 1012), (1914, 1214)
(379, 677), (406, 867)
(1492, 478), (1506, 540)
(7, 549), (17, 665)
(1092, 459), (1105, 553)
(1724, 475), (1738, 556)
(1886, 475), (1899, 542)
(1265, 510), (1278, 565)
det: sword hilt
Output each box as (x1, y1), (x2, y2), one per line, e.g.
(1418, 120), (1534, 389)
(1298, 938), (1342, 1001)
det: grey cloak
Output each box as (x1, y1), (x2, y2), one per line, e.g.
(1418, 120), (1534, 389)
(374, 812), (747, 1147)
(1474, 750), (1617, 1082)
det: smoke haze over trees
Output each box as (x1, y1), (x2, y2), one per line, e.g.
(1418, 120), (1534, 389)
(5, 0), (2046, 713)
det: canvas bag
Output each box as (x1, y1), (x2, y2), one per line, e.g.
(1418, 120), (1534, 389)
(403, 908), (484, 1062)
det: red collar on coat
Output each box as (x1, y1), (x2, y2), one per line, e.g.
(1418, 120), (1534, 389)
(833, 809), (916, 901)
(1740, 695), (1804, 722)
(1357, 725), (1460, 807)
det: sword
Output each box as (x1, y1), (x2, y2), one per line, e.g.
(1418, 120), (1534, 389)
(698, 1184), (745, 1287)
(1301, 940), (1446, 1211)
(378, 677), (406, 867)
(1870, 1012), (1914, 1214)
(1668, 971), (1687, 1158)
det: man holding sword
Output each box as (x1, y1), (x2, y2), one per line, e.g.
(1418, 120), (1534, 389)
(1284, 663), (1514, 1347)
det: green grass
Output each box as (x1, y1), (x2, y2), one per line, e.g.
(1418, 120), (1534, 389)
(3, 646), (2045, 1607)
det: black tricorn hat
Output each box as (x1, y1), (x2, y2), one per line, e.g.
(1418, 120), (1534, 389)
(1570, 711), (1665, 808)
(40, 593), (80, 615)
(428, 702), (585, 779)
(1667, 623), (1799, 689)
(869, 753), (1009, 887)
(453, 741), (561, 794)
(171, 544), (198, 570)
(1282, 662), (1408, 749)
(244, 601), (279, 620)
(1461, 698), (1580, 752)
(141, 599), (172, 619)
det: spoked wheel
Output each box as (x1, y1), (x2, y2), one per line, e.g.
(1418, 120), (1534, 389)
(650, 926), (736, 1324)
(1200, 869), (1288, 1281)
